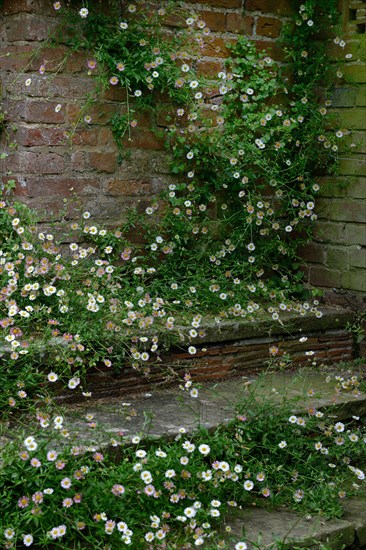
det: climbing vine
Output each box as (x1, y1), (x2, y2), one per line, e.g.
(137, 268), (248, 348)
(0, 0), (350, 409)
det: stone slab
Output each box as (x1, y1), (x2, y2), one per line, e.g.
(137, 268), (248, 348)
(226, 506), (358, 549)
(58, 367), (366, 447)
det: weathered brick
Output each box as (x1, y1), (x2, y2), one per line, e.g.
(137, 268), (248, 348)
(201, 37), (235, 58)
(319, 176), (366, 199)
(5, 14), (57, 42)
(0, 45), (34, 71)
(338, 157), (366, 176)
(313, 221), (346, 243)
(103, 85), (128, 102)
(226, 13), (254, 35)
(71, 151), (86, 172)
(330, 87), (357, 107)
(318, 198), (366, 223)
(308, 266), (342, 287)
(245, 0), (293, 14)
(98, 127), (116, 147)
(21, 176), (100, 198)
(88, 152), (118, 173)
(336, 107), (366, 129)
(326, 247), (350, 269)
(22, 152), (65, 174)
(184, 0), (241, 7)
(252, 39), (284, 61)
(198, 11), (227, 32)
(256, 16), (282, 38)
(298, 243), (325, 263)
(71, 128), (100, 147)
(67, 103), (120, 125)
(124, 130), (165, 150)
(349, 247), (366, 268)
(196, 59), (224, 77)
(25, 101), (66, 123)
(15, 126), (67, 146)
(356, 87), (366, 106)
(106, 179), (152, 197)
(343, 223), (366, 245)
(343, 132), (366, 154)
(342, 269), (366, 292)
(1, 0), (53, 15)
(342, 63), (366, 83)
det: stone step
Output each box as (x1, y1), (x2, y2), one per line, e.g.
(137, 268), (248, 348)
(52, 365), (366, 448)
(52, 307), (356, 400)
(225, 492), (366, 549)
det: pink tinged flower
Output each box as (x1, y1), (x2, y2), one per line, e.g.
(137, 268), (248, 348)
(47, 450), (58, 461)
(53, 1), (61, 9)
(61, 477), (72, 489)
(39, 64), (46, 74)
(111, 484), (125, 496)
(32, 491), (43, 504)
(30, 458), (41, 468)
(18, 496), (30, 508)
(109, 76), (119, 85)
(93, 452), (104, 462)
(87, 59), (97, 70)
(63, 497), (73, 508)
(105, 520), (115, 534)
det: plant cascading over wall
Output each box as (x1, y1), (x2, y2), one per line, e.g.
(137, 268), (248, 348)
(0, 0), (349, 409)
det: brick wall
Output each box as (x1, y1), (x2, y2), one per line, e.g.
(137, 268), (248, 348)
(0, 0), (365, 293)
(302, 0), (366, 295)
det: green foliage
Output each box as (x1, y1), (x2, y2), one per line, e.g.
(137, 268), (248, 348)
(0, 0), (348, 412)
(0, 376), (365, 548)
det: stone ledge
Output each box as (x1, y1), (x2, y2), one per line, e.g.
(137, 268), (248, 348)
(226, 497), (366, 549)
(72, 307), (356, 400)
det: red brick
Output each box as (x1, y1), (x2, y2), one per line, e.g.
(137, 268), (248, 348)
(253, 39), (285, 61)
(198, 11), (226, 32)
(162, 12), (187, 28)
(256, 16), (282, 38)
(20, 177), (100, 198)
(71, 151), (86, 172)
(5, 14), (57, 42)
(24, 101), (65, 123)
(98, 127), (116, 147)
(246, 0), (293, 14)
(185, 0), (242, 7)
(16, 127), (67, 146)
(226, 14), (254, 35)
(1, 0), (54, 15)
(71, 128), (99, 146)
(103, 86), (128, 102)
(68, 103), (120, 125)
(88, 152), (117, 173)
(309, 266), (342, 287)
(201, 37), (235, 58)
(106, 179), (152, 197)
(20, 76), (96, 100)
(22, 152), (65, 174)
(0, 45), (34, 71)
(124, 130), (165, 150)
(196, 59), (224, 77)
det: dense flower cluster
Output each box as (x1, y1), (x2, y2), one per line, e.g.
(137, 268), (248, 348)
(1, 377), (365, 548)
(0, 1), (358, 546)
